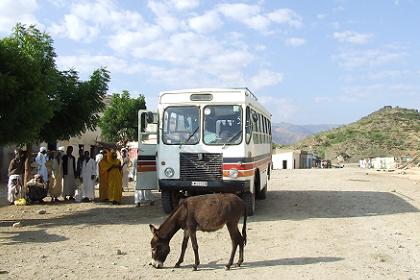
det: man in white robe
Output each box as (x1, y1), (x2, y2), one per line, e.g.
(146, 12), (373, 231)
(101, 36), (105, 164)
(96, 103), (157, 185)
(35, 147), (49, 182)
(80, 150), (96, 202)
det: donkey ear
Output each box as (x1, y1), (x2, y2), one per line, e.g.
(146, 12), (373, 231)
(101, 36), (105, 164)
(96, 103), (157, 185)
(149, 224), (158, 235)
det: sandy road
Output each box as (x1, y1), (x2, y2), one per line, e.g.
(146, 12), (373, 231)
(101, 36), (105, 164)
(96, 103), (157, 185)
(1, 167), (420, 280)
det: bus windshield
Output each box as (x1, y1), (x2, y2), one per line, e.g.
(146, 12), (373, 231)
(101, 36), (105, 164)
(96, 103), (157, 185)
(203, 105), (242, 145)
(163, 106), (200, 145)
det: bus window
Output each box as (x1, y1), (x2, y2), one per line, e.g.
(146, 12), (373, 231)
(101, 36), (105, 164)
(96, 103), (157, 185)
(163, 106), (200, 145)
(245, 106), (252, 143)
(203, 105), (242, 145)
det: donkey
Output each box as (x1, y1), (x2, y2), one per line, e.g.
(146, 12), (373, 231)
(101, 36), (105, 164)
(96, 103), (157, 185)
(149, 193), (247, 271)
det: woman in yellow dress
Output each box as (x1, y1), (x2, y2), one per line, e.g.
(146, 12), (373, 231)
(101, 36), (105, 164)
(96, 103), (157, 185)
(98, 150), (112, 201)
(107, 150), (123, 205)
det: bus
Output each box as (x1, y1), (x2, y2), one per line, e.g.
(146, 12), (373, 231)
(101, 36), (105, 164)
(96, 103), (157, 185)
(136, 88), (272, 215)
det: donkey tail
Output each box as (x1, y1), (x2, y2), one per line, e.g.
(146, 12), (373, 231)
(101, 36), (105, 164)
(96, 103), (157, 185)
(242, 204), (247, 246)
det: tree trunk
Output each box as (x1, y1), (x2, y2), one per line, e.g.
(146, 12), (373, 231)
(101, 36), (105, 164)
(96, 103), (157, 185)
(24, 143), (33, 196)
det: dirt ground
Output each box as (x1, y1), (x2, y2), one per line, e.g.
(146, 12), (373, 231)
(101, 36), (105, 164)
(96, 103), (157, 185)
(1, 167), (420, 280)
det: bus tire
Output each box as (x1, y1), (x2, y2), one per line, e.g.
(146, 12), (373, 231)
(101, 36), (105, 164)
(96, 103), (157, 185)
(242, 192), (255, 216)
(161, 190), (174, 214)
(256, 186), (266, 200)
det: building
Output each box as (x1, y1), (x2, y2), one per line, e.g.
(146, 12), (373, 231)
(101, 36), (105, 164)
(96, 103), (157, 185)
(272, 149), (315, 170)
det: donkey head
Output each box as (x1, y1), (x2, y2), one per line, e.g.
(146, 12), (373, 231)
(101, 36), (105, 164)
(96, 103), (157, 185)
(149, 224), (170, 268)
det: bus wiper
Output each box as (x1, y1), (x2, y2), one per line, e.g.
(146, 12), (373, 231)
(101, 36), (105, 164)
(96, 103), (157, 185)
(180, 126), (199, 147)
(222, 129), (242, 149)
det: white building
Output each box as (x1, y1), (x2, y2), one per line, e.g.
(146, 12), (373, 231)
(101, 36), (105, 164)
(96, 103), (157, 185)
(272, 150), (314, 170)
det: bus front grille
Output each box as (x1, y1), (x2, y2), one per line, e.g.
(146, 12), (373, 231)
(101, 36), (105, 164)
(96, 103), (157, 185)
(180, 153), (223, 181)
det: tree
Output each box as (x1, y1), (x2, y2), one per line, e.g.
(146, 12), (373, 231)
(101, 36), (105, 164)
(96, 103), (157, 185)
(99, 91), (146, 145)
(0, 24), (56, 145)
(39, 68), (110, 142)
(0, 24), (111, 183)
(0, 24), (111, 144)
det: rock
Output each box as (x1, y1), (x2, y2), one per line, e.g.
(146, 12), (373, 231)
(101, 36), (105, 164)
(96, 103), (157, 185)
(116, 249), (123, 255)
(40, 255), (47, 259)
(112, 262), (117, 265)
(38, 209), (46, 215)
(391, 189), (396, 193)
(12, 222), (22, 228)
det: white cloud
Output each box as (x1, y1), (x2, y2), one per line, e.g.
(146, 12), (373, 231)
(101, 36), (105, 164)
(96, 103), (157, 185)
(147, 1), (180, 31)
(333, 30), (373, 44)
(258, 96), (297, 122)
(0, 0), (40, 33)
(56, 54), (143, 75)
(267, 9), (303, 28)
(217, 4), (302, 32)
(314, 96), (331, 103)
(188, 11), (222, 33)
(285, 37), (306, 47)
(49, 0), (146, 41)
(167, 0), (199, 10)
(333, 48), (407, 69)
(249, 70), (284, 90)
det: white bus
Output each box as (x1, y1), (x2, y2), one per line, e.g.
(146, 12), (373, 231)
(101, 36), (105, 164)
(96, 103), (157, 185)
(136, 88), (272, 215)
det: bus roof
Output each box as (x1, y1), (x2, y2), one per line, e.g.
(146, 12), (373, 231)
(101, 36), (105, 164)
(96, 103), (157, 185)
(159, 88), (271, 117)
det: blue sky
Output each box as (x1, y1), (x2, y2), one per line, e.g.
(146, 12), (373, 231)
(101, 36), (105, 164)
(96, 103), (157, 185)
(1, 0), (419, 125)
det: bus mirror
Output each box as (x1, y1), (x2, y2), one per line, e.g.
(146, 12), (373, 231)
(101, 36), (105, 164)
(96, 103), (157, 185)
(146, 112), (154, 123)
(252, 112), (258, 122)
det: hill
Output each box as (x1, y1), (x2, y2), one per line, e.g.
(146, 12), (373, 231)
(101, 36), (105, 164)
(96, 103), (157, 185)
(290, 106), (420, 162)
(272, 122), (339, 145)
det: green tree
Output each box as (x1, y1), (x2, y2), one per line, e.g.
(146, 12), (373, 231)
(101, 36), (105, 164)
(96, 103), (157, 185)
(99, 91), (146, 144)
(0, 24), (111, 144)
(0, 24), (56, 144)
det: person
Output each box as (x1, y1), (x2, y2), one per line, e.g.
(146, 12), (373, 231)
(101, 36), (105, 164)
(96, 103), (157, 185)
(49, 148), (64, 202)
(80, 150), (96, 202)
(8, 149), (26, 179)
(26, 174), (48, 203)
(98, 149), (112, 201)
(121, 148), (131, 192)
(62, 146), (77, 201)
(35, 147), (49, 183)
(76, 149), (84, 178)
(8, 149), (26, 197)
(7, 175), (22, 204)
(108, 149), (123, 205)
(95, 149), (104, 177)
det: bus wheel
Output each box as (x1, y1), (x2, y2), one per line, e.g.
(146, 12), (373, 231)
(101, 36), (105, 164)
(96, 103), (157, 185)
(161, 190), (178, 214)
(242, 192), (255, 216)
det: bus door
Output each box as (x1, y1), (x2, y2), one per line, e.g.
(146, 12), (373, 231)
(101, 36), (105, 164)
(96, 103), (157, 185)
(136, 110), (158, 191)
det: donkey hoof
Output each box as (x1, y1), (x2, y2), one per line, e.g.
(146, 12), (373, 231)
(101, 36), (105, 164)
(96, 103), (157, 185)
(192, 266), (198, 271)
(174, 263), (180, 268)
(225, 265), (231, 271)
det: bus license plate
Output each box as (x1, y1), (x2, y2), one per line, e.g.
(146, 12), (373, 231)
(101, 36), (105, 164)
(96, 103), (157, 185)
(191, 181), (208, 187)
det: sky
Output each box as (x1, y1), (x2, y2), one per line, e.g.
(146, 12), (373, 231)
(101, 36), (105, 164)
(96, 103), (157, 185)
(1, 0), (419, 125)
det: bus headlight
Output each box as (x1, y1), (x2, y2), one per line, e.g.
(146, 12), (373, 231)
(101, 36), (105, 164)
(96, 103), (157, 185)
(229, 168), (239, 178)
(164, 167), (175, 178)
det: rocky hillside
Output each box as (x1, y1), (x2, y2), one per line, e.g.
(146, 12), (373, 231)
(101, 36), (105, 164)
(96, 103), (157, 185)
(291, 106), (420, 162)
(272, 122), (339, 145)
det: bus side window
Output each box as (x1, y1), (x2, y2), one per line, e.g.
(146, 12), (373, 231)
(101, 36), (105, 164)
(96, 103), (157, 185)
(246, 106), (252, 143)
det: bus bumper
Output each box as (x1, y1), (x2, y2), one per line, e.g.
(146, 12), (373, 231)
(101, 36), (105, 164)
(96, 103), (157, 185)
(159, 179), (251, 193)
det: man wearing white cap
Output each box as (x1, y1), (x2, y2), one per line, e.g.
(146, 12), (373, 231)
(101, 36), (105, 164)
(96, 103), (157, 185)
(121, 148), (131, 191)
(35, 147), (49, 182)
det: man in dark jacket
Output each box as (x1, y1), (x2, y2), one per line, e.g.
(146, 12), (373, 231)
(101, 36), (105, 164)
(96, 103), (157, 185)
(62, 146), (76, 200)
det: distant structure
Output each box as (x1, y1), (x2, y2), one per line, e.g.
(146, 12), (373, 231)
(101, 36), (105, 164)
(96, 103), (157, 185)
(272, 149), (317, 169)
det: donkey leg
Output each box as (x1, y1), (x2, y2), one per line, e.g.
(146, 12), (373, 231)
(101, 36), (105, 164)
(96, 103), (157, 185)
(225, 223), (240, 270)
(189, 230), (200, 271)
(237, 236), (244, 267)
(175, 230), (189, 268)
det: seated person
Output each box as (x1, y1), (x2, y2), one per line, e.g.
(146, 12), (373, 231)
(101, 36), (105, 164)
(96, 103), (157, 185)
(26, 174), (48, 203)
(7, 175), (22, 204)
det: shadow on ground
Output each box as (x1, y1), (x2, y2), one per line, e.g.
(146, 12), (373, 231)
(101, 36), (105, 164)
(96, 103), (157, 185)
(0, 190), (418, 229)
(0, 229), (69, 245)
(171, 256), (344, 271)
(254, 190), (418, 221)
